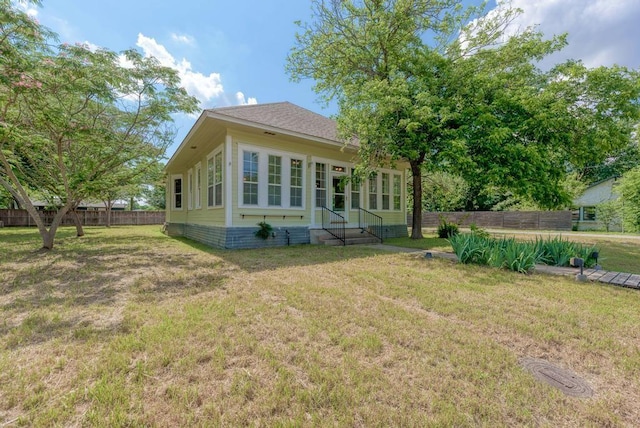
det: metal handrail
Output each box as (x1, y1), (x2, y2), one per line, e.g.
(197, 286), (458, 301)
(358, 207), (383, 243)
(321, 206), (346, 245)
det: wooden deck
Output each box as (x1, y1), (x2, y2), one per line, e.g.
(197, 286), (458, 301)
(583, 269), (640, 289)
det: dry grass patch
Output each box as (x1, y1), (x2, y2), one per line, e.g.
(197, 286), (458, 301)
(1, 226), (639, 426)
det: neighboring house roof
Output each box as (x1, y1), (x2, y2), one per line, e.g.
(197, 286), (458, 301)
(573, 176), (619, 207)
(30, 200), (128, 210)
(207, 102), (340, 143)
(585, 176), (620, 189)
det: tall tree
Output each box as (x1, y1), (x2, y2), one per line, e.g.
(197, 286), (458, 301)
(287, 0), (640, 238)
(0, 3), (198, 249)
(618, 167), (640, 232)
(420, 171), (468, 212)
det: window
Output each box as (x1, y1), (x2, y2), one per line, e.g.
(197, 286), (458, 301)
(382, 173), (390, 210)
(393, 174), (401, 211)
(268, 155), (282, 206)
(368, 173), (377, 210)
(238, 145), (306, 209)
(207, 152), (222, 207)
(195, 163), (201, 209)
(572, 209), (580, 221)
(316, 163), (326, 208)
(290, 158), (303, 207)
(583, 206), (596, 221)
(214, 152), (223, 206)
(187, 169), (193, 210)
(243, 151), (259, 205)
(351, 168), (360, 209)
(207, 156), (214, 207)
(172, 175), (182, 209)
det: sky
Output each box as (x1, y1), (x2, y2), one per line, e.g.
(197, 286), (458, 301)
(21, 0), (640, 158)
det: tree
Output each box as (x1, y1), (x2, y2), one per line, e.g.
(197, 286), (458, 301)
(421, 171), (468, 212)
(140, 162), (167, 210)
(578, 140), (640, 184)
(595, 200), (621, 232)
(0, 3), (198, 249)
(287, 0), (640, 238)
(618, 167), (640, 232)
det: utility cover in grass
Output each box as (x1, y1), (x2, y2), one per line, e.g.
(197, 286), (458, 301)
(520, 357), (593, 398)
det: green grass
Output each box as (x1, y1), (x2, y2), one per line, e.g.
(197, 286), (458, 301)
(404, 228), (640, 274)
(1, 226), (640, 426)
(384, 235), (451, 251)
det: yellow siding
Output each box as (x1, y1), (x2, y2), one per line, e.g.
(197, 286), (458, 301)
(168, 125), (407, 229)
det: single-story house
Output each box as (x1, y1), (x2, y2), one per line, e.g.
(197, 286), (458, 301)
(164, 102), (408, 249)
(572, 176), (620, 231)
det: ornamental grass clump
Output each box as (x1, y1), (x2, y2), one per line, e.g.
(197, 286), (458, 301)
(535, 236), (599, 268)
(449, 234), (598, 274)
(501, 239), (537, 273)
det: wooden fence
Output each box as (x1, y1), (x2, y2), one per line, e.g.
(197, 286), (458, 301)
(409, 211), (572, 231)
(0, 209), (165, 227)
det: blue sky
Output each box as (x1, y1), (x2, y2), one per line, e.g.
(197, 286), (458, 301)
(23, 0), (640, 158)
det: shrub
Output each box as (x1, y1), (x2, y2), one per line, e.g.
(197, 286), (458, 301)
(449, 234), (599, 274)
(254, 222), (273, 239)
(438, 217), (459, 238)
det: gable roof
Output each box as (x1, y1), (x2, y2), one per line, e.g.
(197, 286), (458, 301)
(206, 102), (339, 142)
(166, 102), (358, 171)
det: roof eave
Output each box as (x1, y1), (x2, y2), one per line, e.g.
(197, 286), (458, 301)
(206, 111), (357, 150)
(164, 111), (210, 171)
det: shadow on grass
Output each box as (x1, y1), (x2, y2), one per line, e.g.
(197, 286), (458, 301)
(171, 235), (392, 273)
(0, 227), (230, 350)
(0, 226), (396, 350)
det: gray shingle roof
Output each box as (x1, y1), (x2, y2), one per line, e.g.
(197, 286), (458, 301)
(207, 102), (340, 143)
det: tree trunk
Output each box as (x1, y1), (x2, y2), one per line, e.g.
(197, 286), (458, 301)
(0, 151), (74, 250)
(71, 209), (84, 237)
(410, 160), (424, 239)
(42, 209), (68, 250)
(42, 228), (56, 250)
(105, 200), (112, 227)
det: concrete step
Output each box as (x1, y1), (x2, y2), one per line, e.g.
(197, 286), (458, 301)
(323, 235), (382, 246)
(316, 228), (381, 246)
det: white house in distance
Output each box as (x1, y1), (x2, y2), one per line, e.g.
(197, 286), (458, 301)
(164, 102), (408, 249)
(572, 176), (620, 231)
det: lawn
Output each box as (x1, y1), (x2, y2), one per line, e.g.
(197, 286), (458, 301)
(389, 229), (640, 275)
(1, 226), (640, 426)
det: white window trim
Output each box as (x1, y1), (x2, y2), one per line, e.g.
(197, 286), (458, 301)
(171, 174), (183, 211)
(311, 156), (351, 209)
(206, 148), (223, 209)
(366, 167), (403, 212)
(194, 163), (202, 209)
(393, 173), (402, 211)
(237, 143), (306, 210)
(187, 168), (193, 210)
(351, 168), (362, 210)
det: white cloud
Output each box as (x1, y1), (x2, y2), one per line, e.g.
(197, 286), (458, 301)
(170, 32), (195, 45)
(134, 33), (257, 110)
(136, 33), (224, 106)
(16, 1), (38, 17)
(492, 0), (640, 69)
(236, 92), (258, 106)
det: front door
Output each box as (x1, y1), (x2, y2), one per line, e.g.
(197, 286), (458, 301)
(331, 173), (348, 221)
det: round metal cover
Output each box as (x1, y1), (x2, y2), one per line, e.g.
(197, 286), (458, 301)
(520, 357), (594, 398)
